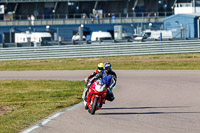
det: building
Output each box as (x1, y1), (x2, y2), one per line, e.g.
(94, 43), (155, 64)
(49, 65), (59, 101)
(163, 1), (200, 39)
(0, 0), (194, 45)
(0, 0), (175, 20)
(163, 14), (200, 38)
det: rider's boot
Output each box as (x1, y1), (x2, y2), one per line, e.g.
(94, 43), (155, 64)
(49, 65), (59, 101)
(84, 90), (89, 101)
(106, 90), (115, 102)
(83, 88), (89, 110)
(82, 87), (88, 101)
(82, 88), (86, 100)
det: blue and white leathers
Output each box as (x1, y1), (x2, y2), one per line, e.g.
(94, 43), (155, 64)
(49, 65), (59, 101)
(102, 69), (117, 101)
(102, 70), (117, 91)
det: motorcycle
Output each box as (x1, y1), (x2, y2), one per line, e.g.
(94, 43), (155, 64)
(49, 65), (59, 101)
(83, 78), (107, 115)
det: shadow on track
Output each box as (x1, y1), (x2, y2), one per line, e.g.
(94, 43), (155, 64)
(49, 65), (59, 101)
(97, 106), (200, 115)
(101, 106), (190, 110)
(97, 111), (200, 115)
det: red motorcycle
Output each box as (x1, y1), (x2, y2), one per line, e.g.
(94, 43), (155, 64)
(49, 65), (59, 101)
(84, 78), (107, 115)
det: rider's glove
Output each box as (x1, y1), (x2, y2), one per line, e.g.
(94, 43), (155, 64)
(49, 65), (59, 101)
(96, 72), (103, 78)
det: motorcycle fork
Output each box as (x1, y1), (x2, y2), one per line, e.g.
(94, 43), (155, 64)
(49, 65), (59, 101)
(91, 95), (101, 106)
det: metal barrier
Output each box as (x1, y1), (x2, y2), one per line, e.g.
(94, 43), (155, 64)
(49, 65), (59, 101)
(0, 11), (172, 26)
(1, 12), (172, 21)
(0, 40), (200, 61)
(0, 17), (164, 26)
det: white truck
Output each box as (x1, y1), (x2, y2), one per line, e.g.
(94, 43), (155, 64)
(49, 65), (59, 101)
(72, 33), (86, 41)
(91, 31), (112, 41)
(134, 30), (172, 41)
(15, 32), (52, 44)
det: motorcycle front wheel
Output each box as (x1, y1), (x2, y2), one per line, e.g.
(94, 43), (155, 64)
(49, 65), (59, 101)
(89, 97), (99, 115)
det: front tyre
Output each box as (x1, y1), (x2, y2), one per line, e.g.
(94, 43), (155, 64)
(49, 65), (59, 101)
(89, 97), (99, 115)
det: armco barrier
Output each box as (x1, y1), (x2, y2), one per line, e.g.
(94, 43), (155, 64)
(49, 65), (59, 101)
(0, 40), (200, 61)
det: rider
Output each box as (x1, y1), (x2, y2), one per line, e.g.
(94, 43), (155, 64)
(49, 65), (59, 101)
(103, 62), (117, 102)
(82, 63), (104, 101)
(85, 63), (104, 86)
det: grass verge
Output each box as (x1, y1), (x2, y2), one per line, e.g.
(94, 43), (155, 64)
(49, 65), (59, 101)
(0, 80), (84, 133)
(0, 53), (200, 70)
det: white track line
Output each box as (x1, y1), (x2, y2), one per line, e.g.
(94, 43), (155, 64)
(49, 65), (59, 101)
(21, 102), (83, 133)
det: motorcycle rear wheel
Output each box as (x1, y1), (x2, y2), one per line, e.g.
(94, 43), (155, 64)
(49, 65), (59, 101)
(89, 97), (99, 115)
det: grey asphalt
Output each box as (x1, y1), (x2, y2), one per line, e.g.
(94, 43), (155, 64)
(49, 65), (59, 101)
(1, 70), (200, 133)
(0, 70), (90, 81)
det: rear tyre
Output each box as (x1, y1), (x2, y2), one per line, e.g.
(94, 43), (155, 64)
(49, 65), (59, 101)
(89, 97), (99, 115)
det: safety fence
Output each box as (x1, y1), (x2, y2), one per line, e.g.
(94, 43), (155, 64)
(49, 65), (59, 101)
(0, 12), (171, 26)
(0, 17), (164, 26)
(0, 12), (172, 21)
(0, 40), (200, 61)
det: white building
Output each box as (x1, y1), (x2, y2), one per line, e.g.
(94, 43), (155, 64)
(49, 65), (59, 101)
(174, 2), (200, 14)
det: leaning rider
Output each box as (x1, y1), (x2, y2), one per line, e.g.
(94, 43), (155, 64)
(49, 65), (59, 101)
(82, 63), (104, 101)
(103, 62), (117, 102)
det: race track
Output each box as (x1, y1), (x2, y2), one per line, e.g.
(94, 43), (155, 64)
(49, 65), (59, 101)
(1, 70), (200, 133)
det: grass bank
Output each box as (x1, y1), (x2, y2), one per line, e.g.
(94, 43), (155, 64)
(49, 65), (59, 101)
(0, 80), (84, 133)
(0, 53), (200, 70)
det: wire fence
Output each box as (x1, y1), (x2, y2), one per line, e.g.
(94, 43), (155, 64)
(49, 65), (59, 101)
(0, 40), (200, 61)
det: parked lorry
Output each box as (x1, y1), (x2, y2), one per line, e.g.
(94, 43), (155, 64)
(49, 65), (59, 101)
(134, 30), (172, 41)
(71, 31), (113, 42)
(91, 31), (112, 41)
(15, 32), (52, 44)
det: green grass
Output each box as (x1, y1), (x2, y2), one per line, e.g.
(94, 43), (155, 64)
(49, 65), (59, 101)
(0, 53), (200, 70)
(0, 80), (84, 133)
